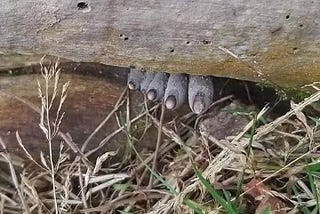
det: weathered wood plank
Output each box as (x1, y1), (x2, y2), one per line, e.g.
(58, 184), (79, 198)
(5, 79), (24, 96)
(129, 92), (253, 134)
(1, 0), (320, 86)
(0, 65), (140, 160)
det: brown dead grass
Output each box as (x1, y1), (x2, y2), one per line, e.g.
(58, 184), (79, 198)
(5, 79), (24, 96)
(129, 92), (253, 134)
(1, 60), (320, 214)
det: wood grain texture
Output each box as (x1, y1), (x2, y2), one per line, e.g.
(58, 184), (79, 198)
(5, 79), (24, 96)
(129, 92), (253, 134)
(1, 0), (320, 86)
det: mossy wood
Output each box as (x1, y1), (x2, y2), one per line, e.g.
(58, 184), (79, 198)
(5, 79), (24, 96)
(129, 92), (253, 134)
(1, 0), (320, 86)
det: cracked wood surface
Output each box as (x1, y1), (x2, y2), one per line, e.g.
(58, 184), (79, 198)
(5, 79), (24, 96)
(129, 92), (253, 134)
(1, 0), (320, 86)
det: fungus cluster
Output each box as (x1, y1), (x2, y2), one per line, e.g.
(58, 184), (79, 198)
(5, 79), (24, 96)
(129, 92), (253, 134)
(127, 68), (214, 114)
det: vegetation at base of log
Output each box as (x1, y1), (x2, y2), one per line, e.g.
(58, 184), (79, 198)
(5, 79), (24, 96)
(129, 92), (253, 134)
(256, 82), (313, 102)
(2, 60), (320, 213)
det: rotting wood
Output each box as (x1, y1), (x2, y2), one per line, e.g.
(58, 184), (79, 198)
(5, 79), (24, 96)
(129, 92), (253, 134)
(0, 72), (128, 160)
(1, 0), (320, 86)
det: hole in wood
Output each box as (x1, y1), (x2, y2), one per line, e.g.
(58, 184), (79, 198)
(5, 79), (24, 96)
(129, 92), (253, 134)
(77, 2), (88, 9)
(119, 34), (129, 40)
(202, 40), (211, 45)
(285, 14), (290, 19)
(170, 49), (175, 53)
(186, 41), (191, 45)
(77, 2), (91, 12)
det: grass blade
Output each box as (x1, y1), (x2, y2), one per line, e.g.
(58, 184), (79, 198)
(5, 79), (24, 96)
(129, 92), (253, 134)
(235, 113), (258, 206)
(183, 199), (205, 214)
(305, 163), (320, 213)
(193, 165), (237, 214)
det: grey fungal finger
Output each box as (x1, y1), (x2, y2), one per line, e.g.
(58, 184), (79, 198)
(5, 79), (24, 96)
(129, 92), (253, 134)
(164, 74), (188, 110)
(146, 72), (169, 101)
(188, 75), (214, 114)
(140, 72), (155, 94)
(127, 68), (144, 90)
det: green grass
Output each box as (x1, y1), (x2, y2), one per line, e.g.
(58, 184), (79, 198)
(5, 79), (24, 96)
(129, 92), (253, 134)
(305, 162), (320, 213)
(183, 199), (205, 214)
(193, 164), (238, 214)
(261, 206), (271, 214)
(235, 112), (258, 207)
(118, 111), (206, 213)
(118, 111), (177, 195)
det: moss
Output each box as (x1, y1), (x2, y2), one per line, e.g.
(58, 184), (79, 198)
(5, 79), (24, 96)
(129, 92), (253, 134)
(131, 118), (148, 137)
(280, 87), (312, 101)
(256, 82), (312, 102)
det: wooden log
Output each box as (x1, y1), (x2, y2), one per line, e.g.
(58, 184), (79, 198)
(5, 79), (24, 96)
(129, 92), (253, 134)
(0, 67), (130, 160)
(1, 0), (320, 86)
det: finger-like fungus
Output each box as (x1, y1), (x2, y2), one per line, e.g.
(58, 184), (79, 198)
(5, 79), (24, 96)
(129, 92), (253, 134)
(127, 68), (144, 90)
(146, 72), (169, 101)
(188, 75), (214, 114)
(164, 74), (188, 110)
(140, 72), (155, 94)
